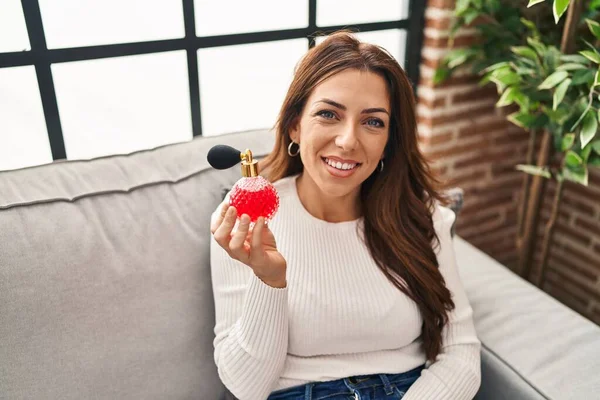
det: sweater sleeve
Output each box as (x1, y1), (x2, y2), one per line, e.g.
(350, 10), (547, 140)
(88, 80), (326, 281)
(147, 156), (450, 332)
(209, 207), (289, 400)
(402, 205), (482, 400)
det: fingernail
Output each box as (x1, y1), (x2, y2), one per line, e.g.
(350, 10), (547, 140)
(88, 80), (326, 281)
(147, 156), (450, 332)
(240, 214), (250, 224)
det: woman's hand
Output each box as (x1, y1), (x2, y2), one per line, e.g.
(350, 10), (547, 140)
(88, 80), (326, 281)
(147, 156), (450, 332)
(211, 202), (287, 288)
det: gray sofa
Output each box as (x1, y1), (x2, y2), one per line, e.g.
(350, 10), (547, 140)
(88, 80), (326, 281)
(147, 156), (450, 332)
(1, 129), (599, 400)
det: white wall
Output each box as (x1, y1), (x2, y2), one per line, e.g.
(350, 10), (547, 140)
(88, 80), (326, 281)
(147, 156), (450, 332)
(0, 0), (409, 170)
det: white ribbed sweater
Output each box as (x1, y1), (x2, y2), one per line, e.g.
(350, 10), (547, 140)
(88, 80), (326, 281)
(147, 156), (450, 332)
(210, 175), (481, 400)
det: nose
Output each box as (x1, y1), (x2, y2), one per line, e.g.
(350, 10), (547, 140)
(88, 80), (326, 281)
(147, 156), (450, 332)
(335, 123), (359, 151)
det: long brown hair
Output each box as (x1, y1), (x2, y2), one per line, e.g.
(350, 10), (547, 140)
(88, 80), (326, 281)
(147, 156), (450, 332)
(260, 30), (454, 363)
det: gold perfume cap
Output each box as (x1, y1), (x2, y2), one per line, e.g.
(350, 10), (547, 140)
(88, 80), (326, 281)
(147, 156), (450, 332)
(240, 149), (258, 177)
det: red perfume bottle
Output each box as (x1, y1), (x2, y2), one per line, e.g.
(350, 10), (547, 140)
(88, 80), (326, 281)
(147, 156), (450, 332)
(207, 145), (279, 224)
(229, 149), (279, 223)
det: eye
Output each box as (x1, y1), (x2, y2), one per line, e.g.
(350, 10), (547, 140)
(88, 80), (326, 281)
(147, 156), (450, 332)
(316, 110), (336, 120)
(366, 118), (385, 128)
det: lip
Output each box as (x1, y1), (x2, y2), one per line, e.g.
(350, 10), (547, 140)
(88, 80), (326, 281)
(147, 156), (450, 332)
(323, 156), (361, 164)
(321, 157), (360, 178)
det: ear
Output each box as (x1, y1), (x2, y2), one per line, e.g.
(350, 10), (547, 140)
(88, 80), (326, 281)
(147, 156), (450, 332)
(289, 118), (300, 143)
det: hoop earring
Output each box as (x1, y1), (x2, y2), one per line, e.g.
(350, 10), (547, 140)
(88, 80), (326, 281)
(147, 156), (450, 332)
(287, 141), (300, 157)
(379, 159), (384, 172)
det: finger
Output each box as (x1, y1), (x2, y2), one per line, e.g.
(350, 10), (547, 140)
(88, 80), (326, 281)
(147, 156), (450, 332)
(251, 217), (266, 256)
(210, 201), (230, 234)
(213, 206), (237, 247)
(229, 214), (251, 262)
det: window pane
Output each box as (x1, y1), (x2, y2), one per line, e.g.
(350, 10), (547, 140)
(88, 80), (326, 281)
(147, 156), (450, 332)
(317, 0), (409, 26)
(0, 0), (31, 52)
(198, 39), (307, 136)
(356, 29), (407, 68)
(195, 0), (308, 37)
(0, 67), (52, 171)
(316, 29), (407, 67)
(52, 51), (192, 160)
(39, 0), (184, 49)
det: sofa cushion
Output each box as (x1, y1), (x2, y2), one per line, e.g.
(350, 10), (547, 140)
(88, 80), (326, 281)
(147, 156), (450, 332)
(455, 237), (600, 400)
(0, 129), (275, 400)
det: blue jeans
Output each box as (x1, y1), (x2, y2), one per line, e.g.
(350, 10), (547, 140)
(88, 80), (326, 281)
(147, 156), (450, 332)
(267, 365), (425, 400)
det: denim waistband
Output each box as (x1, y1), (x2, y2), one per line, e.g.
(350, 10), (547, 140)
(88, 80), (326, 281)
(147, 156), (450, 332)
(268, 364), (426, 399)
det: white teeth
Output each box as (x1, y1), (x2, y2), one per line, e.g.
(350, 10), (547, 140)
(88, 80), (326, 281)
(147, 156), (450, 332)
(324, 158), (357, 170)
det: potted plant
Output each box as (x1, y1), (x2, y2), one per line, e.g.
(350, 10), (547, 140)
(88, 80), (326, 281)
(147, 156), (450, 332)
(435, 0), (600, 287)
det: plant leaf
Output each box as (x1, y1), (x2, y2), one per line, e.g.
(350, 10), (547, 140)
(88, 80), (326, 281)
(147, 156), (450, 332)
(516, 164), (551, 178)
(527, 37), (547, 55)
(508, 112), (538, 129)
(553, 0), (570, 23)
(511, 46), (539, 60)
(582, 142), (593, 161)
(592, 140), (600, 155)
(571, 69), (595, 85)
(528, 0), (546, 6)
(538, 70), (569, 89)
(497, 87), (517, 107)
(563, 164), (588, 186)
(580, 50), (600, 64)
(482, 62), (511, 74)
(446, 48), (477, 69)
(562, 133), (575, 151)
(433, 67), (451, 84)
(553, 78), (571, 110)
(587, 19), (600, 39)
(491, 68), (520, 86)
(581, 111), (598, 148)
(463, 9), (480, 25)
(595, 68), (600, 87)
(556, 63), (587, 71)
(565, 150), (583, 167)
(589, 153), (600, 167)
(560, 54), (590, 64)
(456, 0), (470, 13)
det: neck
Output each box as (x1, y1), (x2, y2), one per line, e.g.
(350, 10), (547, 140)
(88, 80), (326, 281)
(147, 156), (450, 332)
(295, 173), (361, 223)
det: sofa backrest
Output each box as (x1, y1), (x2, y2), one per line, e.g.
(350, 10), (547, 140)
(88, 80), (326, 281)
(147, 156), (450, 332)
(0, 130), (275, 400)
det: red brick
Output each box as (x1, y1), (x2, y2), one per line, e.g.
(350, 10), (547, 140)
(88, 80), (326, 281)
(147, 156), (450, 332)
(574, 217), (600, 237)
(425, 138), (491, 160)
(453, 148), (517, 170)
(546, 267), (600, 303)
(564, 180), (600, 198)
(420, 131), (454, 147)
(421, 56), (442, 69)
(423, 35), (482, 49)
(419, 102), (496, 127)
(451, 86), (498, 104)
(550, 252), (598, 282)
(427, 0), (455, 10)
(425, 16), (452, 30)
(418, 95), (447, 108)
(461, 192), (515, 217)
(493, 129), (529, 147)
(458, 118), (509, 139)
(420, 74), (480, 90)
(446, 169), (488, 188)
(562, 194), (596, 217)
(555, 221), (592, 247)
(544, 281), (590, 312)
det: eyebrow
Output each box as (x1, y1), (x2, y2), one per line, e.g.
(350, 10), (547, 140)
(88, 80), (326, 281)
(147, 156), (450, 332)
(315, 98), (389, 116)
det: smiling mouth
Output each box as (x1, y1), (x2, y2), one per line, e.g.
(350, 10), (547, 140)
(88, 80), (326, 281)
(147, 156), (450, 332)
(321, 157), (361, 171)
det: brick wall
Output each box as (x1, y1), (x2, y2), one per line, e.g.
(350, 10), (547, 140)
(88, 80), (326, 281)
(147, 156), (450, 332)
(417, 0), (600, 324)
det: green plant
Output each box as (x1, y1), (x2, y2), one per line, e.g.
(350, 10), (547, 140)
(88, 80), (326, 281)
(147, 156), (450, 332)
(435, 0), (600, 288)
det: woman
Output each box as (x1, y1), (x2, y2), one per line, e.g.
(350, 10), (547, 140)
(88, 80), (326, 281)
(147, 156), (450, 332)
(210, 31), (481, 400)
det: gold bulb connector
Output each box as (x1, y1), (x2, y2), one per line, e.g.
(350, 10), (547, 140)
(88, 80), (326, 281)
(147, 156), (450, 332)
(240, 149), (259, 177)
